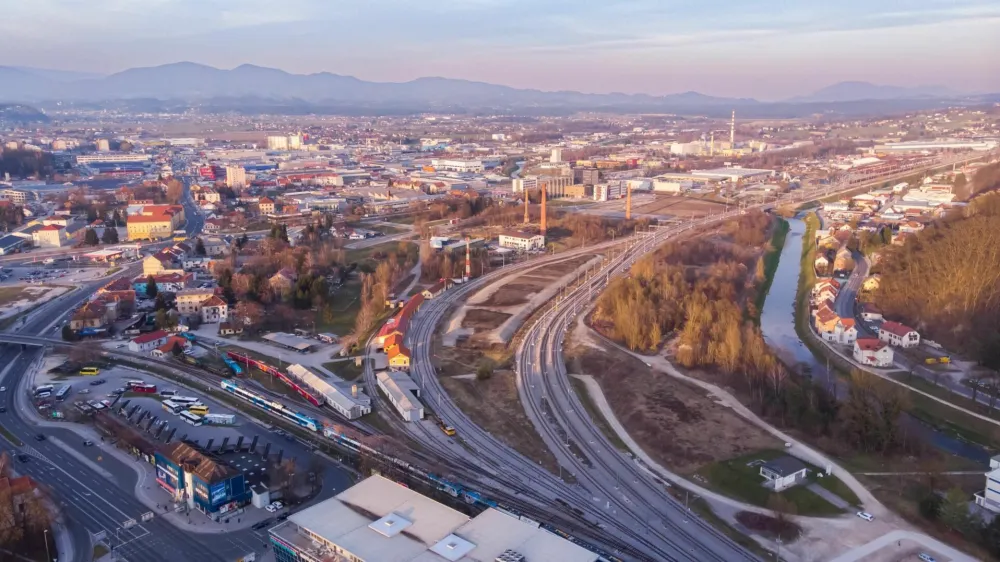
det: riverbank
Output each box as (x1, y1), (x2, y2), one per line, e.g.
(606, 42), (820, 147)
(751, 218), (790, 322)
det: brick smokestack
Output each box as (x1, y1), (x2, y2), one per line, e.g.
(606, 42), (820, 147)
(540, 182), (547, 235)
(625, 182), (632, 220)
(523, 190), (529, 224)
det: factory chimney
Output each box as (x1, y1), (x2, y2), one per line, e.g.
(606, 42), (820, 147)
(710, 132), (715, 157)
(625, 182), (632, 220)
(540, 182), (548, 236)
(523, 191), (530, 224)
(730, 110), (736, 147)
(464, 237), (471, 281)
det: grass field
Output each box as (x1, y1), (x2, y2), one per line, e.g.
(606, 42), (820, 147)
(322, 359), (368, 381)
(698, 449), (847, 516)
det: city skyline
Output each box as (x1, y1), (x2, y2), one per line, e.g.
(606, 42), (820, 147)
(2, 0), (999, 100)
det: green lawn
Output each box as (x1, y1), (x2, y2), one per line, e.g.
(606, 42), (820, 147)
(0, 424), (24, 446)
(814, 473), (861, 506)
(322, 359), (368, 381)
(316, 280), (362, 338)
(698, 449), (847, 516)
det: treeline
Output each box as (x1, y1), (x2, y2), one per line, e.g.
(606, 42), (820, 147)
(593, 211), (910, 454)
(875, 192), (1000, 368)
(0, 148), (53, 179)
(956, 161), (1000, 201)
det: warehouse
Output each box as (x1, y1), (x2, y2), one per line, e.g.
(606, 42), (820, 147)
(269, 475), (599, 562)
(286, 364), (371, 420)
(376, 370), (424, 422)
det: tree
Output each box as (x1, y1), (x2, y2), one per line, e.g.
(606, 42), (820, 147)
(61, 325), (77, 341)
(938, 487), (974, 535)
(476, 358), (496, 381)
(84, 228), (100, 246)
(918, 492), (943, 520)
(102, 226), (119, 244)
(982, 514), (1000, 558)
(195, 237), (206, 256)
(145, 275), (158, 298)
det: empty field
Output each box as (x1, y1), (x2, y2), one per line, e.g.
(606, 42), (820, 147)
(632, 195), (727, 217)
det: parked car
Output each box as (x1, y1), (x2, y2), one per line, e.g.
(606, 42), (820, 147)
(856, 511), (874, 522)
(34, 434), (45, 442)
(83, 440), (94, 447)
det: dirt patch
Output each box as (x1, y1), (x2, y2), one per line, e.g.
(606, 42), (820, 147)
(565, 339), (780, 474)
(0, 285), (70, 320)
(480, 283), (540, 307)
(735, 511), (802, 542)
(462, 308), (512, 332)
(434, 337), (561, 476)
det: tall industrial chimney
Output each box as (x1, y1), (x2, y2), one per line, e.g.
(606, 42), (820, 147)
(625, 182), (632, 220)
(464, 237), (471, 281)
(710, 132), (715, 157)
(730, 110), (736, 147)
(523, 191), (530, 224)
(540, 182), (548, 236)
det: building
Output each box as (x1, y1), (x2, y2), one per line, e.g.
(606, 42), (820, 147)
(387, 345), (411, 370)
(759, 457), (809, 492)
(129, 330), (170, 353)
(287, 364), (371, 420)
(127, 205), (186, 241)
(853, 338), (894, 368)
(551, 147), (563, 163)
(258, 197), (276, 215)
(95, 139), (110, 152)
(593, 181), (626, 202)
(268, 268), (298, 295)
(143, 253), (183, 276)
(69, 301), (115, 331)
(269, 475), (599, 562)
(498, 231), (545, 252)
(154, 442), (250, 516)
(77, 153), (150, 164)
(974, 455), (1000, 513)
(175, 288), (216, 316)
(0, 234), (27, 255)
(225, 166), (247, 190)
(376, 370), (424, 421)
(200, 296), (229, 324)
(430, 159), (484, 173)
(878, 321), (920, 348)
(267, 136), (289, 151)
(421, 280), (448, 299)
(31, 224), (69, 248)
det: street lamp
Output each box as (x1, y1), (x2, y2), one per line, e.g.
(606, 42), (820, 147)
(43, 529), (51, 562)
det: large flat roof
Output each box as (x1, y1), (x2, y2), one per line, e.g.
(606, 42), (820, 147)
(280, 475), (599, 562)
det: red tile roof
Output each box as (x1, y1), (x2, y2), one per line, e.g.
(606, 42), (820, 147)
(880, 320), (916, 337)
(856, 337), (887, 351)
(132, 330), (168, 344)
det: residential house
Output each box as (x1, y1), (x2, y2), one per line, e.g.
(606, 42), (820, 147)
(200, 296), (229, 324)
(143, 252), (183, 276)
(175, 288), (215, 316)
(32, 224), (69, 248)
(854, 338), (894, 367)
(133, 273), (194, 295)
(861, 275), (881, 293)
(387, 345), (411, 370)
(69, 301), (114, 331)
(879, 321), (920, 348)
(759, 457), (809, 492)
(833, 318), (858, 345)
(258, 197), (276, 215)
(814, 254), (830, 275)
(814, 307), (840, 335)
(128, 330), (170, 353)
(127, 205), (185, 241)
(974, 454), (1000, 513)
(151, 335), (191, 358)
(833, 245), (855, 273)
(383, 333), (402, 353)
(200, 236), (229, 257)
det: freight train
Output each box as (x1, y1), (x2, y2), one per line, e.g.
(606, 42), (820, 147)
(217, 379), (623, 562)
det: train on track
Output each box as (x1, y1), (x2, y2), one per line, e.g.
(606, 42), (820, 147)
(225, 351), (323, 406)
(216, 378), (623, 562)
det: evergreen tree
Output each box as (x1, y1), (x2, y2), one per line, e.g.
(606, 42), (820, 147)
(195, 237), (206, 256)
(101, 227), (119, 244)
(145, 275), (158, 298)
(84, 229), (100, 246)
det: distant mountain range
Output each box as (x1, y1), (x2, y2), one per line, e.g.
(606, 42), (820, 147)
(0, 62), (994, 117)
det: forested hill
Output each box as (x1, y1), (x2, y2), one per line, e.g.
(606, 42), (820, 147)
(875, 192), (1000, 367)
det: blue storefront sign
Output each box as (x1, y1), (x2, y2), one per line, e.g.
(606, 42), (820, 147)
(210, 482), (228, 505)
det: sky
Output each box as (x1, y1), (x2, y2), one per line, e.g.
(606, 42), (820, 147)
(1, 0), (999, 100)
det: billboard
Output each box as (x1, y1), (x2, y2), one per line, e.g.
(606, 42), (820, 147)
(210, 482), (228, 505)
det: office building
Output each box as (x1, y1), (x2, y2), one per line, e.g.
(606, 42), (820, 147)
(288, 134), (302, 150)
(550, 147), (563, 163)
(499, 231), (545, 252)
(269, 475), (599, 562)
(95, 139), (110, 152)
(573, 167), (599, 185)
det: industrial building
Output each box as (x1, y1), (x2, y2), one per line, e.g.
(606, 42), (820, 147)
(286, 364), (371, 420)
(874, 140), (998, 153)
(76, 153), (151, 164)
(690, 167), (775, 183)
(498, 231), (545, 252)
(268, 475), (599, 562)
(376, 370), (424, 422)
(512, 175), (572, 194)
(592, 182), (626, 202)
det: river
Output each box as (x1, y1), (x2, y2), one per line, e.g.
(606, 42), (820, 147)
(759, 216), (990, 463)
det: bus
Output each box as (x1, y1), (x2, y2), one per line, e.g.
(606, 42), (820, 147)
(132, 384), (157, 393)
(187, 405), (209, 416)
(160, 389), (177, 397)
(124, 380), (145, 389)
(171, 396), (200, 405)
(55, 385), (72, 401)
(179, 411), (204, 426)
(33, 385), (54, 396)
(162, 400), (185, 415)
(79, 367), (100, 376)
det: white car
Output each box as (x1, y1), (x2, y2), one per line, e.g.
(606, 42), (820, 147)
(856, 511), (874, 522)
(265, 504), (277, 513)
(0, 386), (6, 392)
(271, 501), (283, 510)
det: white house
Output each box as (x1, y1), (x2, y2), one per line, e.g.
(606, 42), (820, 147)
(759, 457), (809, 492)
(823, 318), (858, 345)
(878, 321), (920, 348)
(853, 338), (894, 368)
(200, 295), (229, 324)
(128, 330), (169, 353)
(974, 455), (1000, 513)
